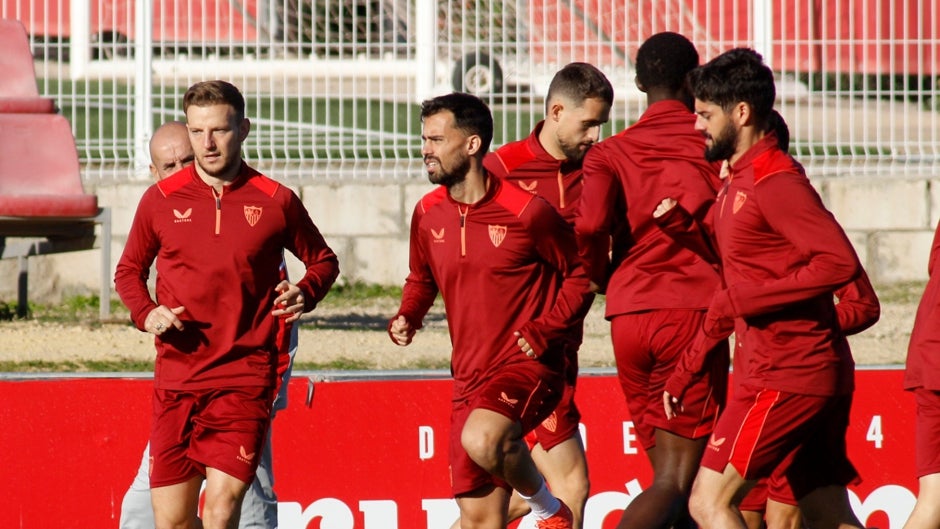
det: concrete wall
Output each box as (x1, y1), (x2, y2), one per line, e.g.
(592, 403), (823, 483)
(1, 167), (937, 305)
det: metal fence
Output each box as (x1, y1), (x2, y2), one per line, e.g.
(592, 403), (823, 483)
(4, 0), (940, 182)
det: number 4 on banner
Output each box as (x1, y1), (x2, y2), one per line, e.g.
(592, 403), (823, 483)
(866, 415), (883, 449)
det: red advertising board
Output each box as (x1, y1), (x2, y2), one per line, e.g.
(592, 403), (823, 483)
(0, 369), (918, 529)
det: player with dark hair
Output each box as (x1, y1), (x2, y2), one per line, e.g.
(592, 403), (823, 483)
(477, 62), (612, 529)
(389, 92), (591, 529)
(115, 80), (339, 529)
(574, 32), (727, 529)
(658, 48), (866, 529)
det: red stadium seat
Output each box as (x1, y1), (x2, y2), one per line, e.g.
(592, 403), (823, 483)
(0, 18), (56, 113)
(0, 114), (111, 319)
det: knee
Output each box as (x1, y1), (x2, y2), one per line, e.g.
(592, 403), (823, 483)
(200, 496), (240, 528)
(461, 427), (502, 471)
(688, 487), (716, 527)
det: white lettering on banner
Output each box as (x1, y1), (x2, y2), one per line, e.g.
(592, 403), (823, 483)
(867, 415), (884, 449)
(361, 500), (398, 528)
(579, 423), (588, 451)
(622, 421), (638, 455)
(849, 485), (915, 529)
(272, 484), (916, 529)
(422, 498), (460, 529)
(419, 426), (435, 460)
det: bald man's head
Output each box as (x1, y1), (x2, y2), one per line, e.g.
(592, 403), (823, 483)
(149, 121), (194, 180)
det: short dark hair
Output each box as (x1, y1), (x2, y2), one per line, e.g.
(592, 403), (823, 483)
(635, 32), (699, 91)
(545, 62), (614, 113)
(183, 80), (246, 121)
(420, 92), (494, 155)
(687, 48), (775, 128)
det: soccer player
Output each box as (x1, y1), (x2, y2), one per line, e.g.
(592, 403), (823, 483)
(115, 80), (339, 529)
(574, 32), (727, 529)
(902, 220), (940, 529)
(119, 119), (300, 529)
(727, 112), (880, 529)
(389, 92), (591, 529)
(661, 48), (865, 529)
(470, 62), (612, 529)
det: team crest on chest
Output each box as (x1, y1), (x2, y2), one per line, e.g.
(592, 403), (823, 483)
(488, 225), (507, 247)
(733, 191), (748, 214)
(244, 206), (263, 226)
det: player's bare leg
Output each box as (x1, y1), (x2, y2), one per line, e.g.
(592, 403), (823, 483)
(764, 499), (803, 529)
(461, 409), (544, 495)
(688, 464), (752, 529)
(528, 434), (588, 528)
(151, 476), (203, 529)
(200, 468), (250, 529)
(902, 473), (940, 529)
(798, 485), (863, 529)
(616, 429), (707, 529)
(455, 485), (511, 529)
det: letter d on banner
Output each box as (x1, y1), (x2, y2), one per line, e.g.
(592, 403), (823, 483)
(419, 426), (434, 460)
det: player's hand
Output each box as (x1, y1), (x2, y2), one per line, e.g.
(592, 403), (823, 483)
(514, 331), (540, 359)
(653, 198), (678, 219)
(663, 390), (683, 420)
(146, 305), (185, 335)
(272, 281), (304, 323)
(389, 315), (415, 346)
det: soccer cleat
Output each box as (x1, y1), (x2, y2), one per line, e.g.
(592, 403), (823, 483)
(536, 499), (573, 529)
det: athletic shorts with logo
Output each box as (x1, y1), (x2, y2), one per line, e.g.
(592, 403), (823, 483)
(701, 384), (858, 500)
(914, 388), (940, 477)
(150, 385), (274, 487)
(612, 309), (728, 450)
(449, 359), (564, 496)
(523, 379), (581, 451)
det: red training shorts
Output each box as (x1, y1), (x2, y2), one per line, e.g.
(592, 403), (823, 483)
(701, 385), (858, 500)
(611, 309), (728, 450)
(738, 476), (798, 513)
(524, 379), (581, 451)
(914, 388), (940, 477)
(449, 359), (563, 496)
(150, 385), (273, 488)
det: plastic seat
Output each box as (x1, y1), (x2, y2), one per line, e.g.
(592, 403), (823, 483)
(0, 19), (56, 113)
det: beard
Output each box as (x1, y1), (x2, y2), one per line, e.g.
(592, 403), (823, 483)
(427, 154), (471, 188)
(557, 134), (590, 162)
(704, 121), (739, 163)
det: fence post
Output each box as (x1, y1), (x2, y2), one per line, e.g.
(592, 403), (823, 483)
(69, 0), (90, 79)
(415, 0), (437, 101)
(134, 0), (154, 177)
(752, 0), (773, 69)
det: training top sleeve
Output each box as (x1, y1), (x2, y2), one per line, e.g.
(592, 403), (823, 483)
(720, 172), (860, 319)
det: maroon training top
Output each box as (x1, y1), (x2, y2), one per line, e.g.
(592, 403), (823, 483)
(575, 99), (723, 316)
(906, 221), (940, 390)
(393, 177), (591, 401)
(484, 120), (584, 225)
(115, 163), (339, 390)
